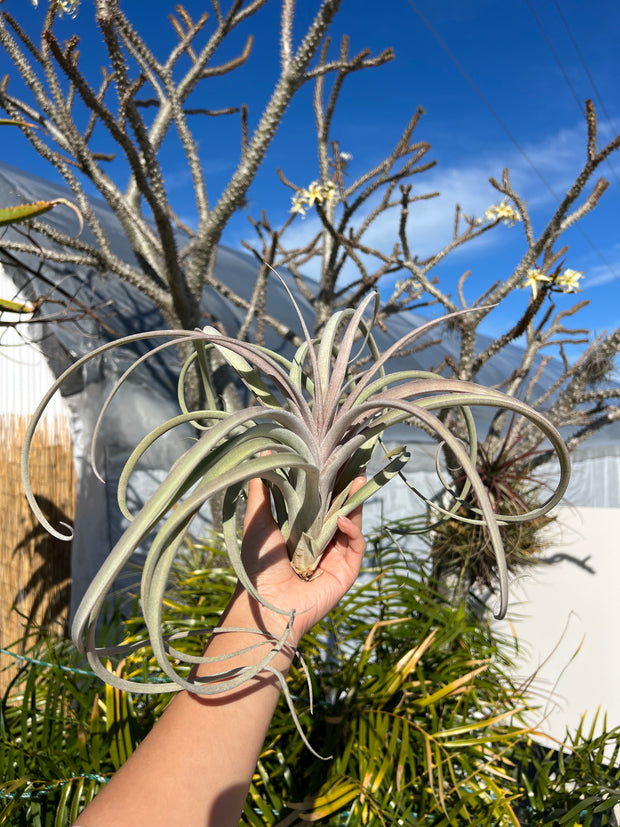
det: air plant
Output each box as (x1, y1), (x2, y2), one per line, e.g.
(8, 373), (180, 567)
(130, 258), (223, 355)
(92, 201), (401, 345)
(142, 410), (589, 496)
(22, 285), (571, 709)
(431, 415), (561, 594)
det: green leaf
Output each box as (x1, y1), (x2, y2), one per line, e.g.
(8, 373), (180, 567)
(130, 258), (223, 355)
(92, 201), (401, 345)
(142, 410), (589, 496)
(0, 297), (35, 313)
(0, 199), (81, 228)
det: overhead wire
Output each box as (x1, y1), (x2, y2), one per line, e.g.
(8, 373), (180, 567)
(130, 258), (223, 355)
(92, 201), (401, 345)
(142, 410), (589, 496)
(405, 0), (557, 199)
(523, 0), (585, 116)
(551, 0), (620, 189)
(406, 0), (620, 286)
(523, 0), (620, 276)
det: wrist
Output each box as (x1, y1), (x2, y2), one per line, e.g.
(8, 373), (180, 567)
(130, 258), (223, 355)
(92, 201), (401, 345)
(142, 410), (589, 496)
(188, 588), (301, 690)
(222, 587), (301, 651)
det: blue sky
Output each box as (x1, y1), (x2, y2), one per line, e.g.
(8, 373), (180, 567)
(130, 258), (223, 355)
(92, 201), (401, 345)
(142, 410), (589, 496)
(2, 0), (620, 347)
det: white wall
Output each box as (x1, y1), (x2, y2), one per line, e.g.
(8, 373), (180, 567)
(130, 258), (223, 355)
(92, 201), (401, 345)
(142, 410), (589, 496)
(504, 505), (620, 746)
(0, 264), (68, 421)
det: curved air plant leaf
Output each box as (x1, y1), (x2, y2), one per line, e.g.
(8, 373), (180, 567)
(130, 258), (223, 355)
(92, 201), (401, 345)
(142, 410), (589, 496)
(22, 288), (571, 699)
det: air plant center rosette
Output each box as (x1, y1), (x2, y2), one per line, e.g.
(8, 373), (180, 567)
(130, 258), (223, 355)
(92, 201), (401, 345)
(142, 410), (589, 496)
(22, 289), (570, 704)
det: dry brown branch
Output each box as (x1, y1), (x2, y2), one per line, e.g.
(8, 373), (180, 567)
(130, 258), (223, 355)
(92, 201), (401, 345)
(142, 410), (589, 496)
(1, 4), (619, 531)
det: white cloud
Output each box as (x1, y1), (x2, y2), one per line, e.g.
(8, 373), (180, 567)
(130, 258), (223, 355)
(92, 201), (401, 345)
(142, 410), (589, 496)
(275, 164), (505, 282)
(509, 124), (588, 197)
(225, 118), (620, 302)
(580, 246), (620, 290)
(278, 120), (593, 262)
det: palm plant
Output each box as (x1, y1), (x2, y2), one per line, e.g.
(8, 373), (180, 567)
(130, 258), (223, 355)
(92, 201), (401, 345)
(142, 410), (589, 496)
(21, 286), (570, 704)
(245, 563), (529, 825)
(3, 532), (620, 826)
(514, 715), (620, 826)
(239, 534), (620, 826)
(0, 626), (155, 826)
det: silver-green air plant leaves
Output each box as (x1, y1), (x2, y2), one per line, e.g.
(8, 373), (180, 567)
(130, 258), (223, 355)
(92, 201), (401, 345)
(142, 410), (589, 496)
(22, 290), (571, 714)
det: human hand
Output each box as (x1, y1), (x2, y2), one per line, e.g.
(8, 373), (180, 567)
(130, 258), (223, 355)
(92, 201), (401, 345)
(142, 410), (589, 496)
(234, 475), (366, 647)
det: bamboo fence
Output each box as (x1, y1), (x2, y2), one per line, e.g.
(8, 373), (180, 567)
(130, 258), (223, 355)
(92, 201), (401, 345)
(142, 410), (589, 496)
(0, 414), (75, 693)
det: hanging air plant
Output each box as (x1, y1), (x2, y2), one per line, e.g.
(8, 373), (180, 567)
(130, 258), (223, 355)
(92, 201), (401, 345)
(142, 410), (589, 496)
(22, 288), (571, 702)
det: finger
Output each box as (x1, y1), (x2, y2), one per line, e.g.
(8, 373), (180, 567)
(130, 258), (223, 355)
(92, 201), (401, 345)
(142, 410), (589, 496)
(319, 513), (365, 588)
(336, 514), (366, 557)
(346, 476), (366, 531)
(244, 476), (272, 531)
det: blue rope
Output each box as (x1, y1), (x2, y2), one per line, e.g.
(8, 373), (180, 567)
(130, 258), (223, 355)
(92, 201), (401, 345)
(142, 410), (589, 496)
(0, 650), (109, 800)
(0, 646), (97, 678)
(0, 774), (109, 800)
(0, 647), (169, 683)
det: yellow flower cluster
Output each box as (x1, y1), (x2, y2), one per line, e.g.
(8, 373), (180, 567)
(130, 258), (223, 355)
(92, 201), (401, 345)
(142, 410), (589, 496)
(393, 278), (422, 295)
(521, 267), (584, 299)
(484, 198), (521, 227)
(290, 180), (338, 218)
(555, 268), (584, 293)
(521, 269), (550, 299)
(31, 0), (79, 15)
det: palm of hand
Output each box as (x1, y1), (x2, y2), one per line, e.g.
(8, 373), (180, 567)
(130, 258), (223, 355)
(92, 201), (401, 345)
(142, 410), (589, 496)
(240, 477), (366, 643)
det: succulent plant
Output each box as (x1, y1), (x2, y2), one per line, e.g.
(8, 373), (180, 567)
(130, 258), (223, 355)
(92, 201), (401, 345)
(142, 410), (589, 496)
(22, 286), (570, 701)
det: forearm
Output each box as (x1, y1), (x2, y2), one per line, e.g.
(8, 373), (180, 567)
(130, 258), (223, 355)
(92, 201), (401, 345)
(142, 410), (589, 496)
(73, 479), (365, 827)
(74, 591), (296, 827)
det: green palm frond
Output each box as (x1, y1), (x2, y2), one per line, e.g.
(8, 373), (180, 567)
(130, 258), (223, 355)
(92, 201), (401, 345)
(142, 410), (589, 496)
(3, 540), (620, 825)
